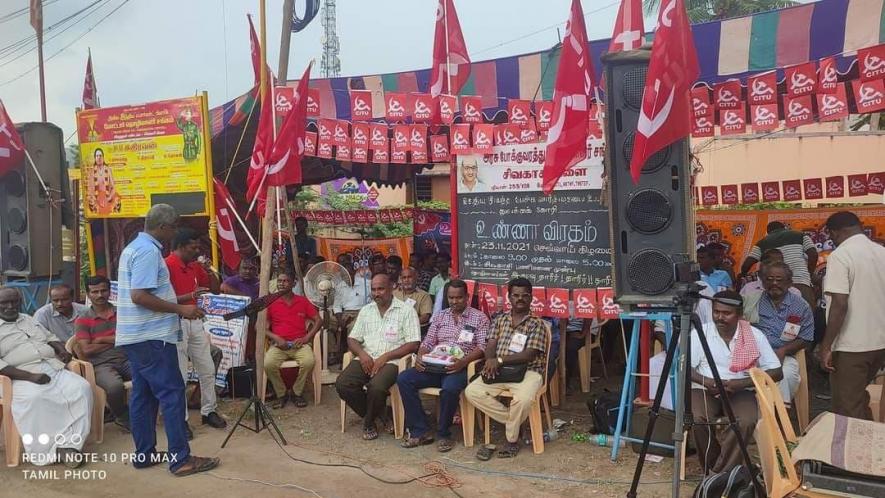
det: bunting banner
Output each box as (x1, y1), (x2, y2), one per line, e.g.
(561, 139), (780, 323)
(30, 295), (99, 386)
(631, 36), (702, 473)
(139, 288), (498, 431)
(698, 172), (884, 204)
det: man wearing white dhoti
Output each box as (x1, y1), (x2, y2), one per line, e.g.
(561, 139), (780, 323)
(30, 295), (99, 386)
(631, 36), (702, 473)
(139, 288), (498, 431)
(0, 287), (92, 467)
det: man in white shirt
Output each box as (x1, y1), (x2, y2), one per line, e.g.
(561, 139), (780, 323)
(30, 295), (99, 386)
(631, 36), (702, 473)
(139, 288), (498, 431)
(690, 290), (783, 474)
(333, 254), (372, 358)
(33, 285), (88, 343)
(819, 211), (885, 420)
(335, 274), (420, 441)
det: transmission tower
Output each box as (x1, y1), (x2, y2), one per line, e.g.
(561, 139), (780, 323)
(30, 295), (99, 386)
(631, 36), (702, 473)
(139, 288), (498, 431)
(320, 0), (340, 78)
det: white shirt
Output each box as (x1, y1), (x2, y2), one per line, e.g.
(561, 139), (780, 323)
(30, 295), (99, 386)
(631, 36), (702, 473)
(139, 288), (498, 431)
(690, 321), (781, 387)
(334, 272), (372, 313)
(824, 233), (885, 352)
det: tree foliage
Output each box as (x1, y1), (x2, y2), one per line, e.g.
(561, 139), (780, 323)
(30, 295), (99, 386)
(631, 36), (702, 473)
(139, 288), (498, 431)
(643, 0), (797, 23)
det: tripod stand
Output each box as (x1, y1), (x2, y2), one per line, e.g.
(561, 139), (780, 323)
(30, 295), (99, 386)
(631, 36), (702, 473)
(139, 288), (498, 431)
(220, 361), (287, 448)
(625, 284), (765, 498)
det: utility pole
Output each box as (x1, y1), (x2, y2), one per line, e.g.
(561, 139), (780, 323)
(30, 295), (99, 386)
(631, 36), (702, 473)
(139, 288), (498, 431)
(278, 0), (295, 82)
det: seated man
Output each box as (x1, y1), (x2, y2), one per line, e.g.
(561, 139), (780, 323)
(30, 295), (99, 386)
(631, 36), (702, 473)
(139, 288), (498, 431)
(739, 248), (801, 298)
(335, 274), (420, 440)
(265, 271), (321, 408)
(465, 277), (550, 459)
(33, 284), (88, 343)
(75, 276), (132, 431)
(386, 255), (403, 287)
(398, 280), (488, 452)
(333, 254), (371, 355)
(690, 290), (783, 474)
(698, 246), (733, 292)
(749, 262), (814, 404)
(0, 287), (92, 467)
(393, 267), (433, 333)
(220, 258), (259, 301)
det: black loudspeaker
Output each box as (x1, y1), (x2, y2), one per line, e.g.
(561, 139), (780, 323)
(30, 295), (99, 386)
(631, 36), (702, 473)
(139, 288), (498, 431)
(0, 122), (64, 278)
(603, 48), (695, 307)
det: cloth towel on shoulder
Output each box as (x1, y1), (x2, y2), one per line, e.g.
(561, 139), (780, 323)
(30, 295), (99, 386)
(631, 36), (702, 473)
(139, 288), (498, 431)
(729, 320), (760, 373)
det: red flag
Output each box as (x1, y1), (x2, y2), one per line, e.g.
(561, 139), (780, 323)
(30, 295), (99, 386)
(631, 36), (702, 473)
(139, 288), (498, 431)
(307, 88), (321, 116)
(352, 144), (368, 163)
(430, 134), (450, 162)
(472, 124), (494, 152)
(391, 149), (408, 164)
(460, 96), (483, 123)
(546, 288), (570, 318)
(350, 90), (373, 121)
(720, 184), (739, 205)
(392, 125), (410, 154)
(331, 119), (349, 146)
(868, 172), (885, 194)
(438, 95), (457, 124)
(535, 101), (553, 130)
(82, 51), (99, 109)
(372, 143), (389, 163)
(304, 131), (317, 155)
(597, 288), (622, 319)
(691, 115), (714, 138)
(761, 181), (780, 202)
(246, 82), (274, 209)
(318, 119), (335, 150)
(627, 0), (698, 183)
(825, 176), (845, 198)
(317, 141), (333, 159)
(784, 95), (814, 128)
(477, 283), (499, 317)
(519, 124), (538, 143)
(352, 123), (370, 148)
(411, 93), (435, 122)
(817, 84), (849, 122)
(691, 87), (712, 117)
(0, 100), (25, 175)
(741, 183), (760, 203)
(858, 44), (885, 82)
(247, 15), (262, 86)
(507, 99), (531, 125)
(852, 79), (885, 113)
(720, 105), (747, 135)
(847, 174), (868, 197)
(785, 62), (817, 96)
(274, 86), (296, 117)
(429, 0), (471, 97)
(385, 92), (408, 121)
(266, 63), (312, 187)
(451, 123), (471, 153)
(541, 0), (595, 193)
(410, 124), (428, 163)
(30, 0), (42, 34)
(369, 123), (388, 150)
(782, 180), (802, 201)
(700, 186), (719, 206)
(336, 141), (352, 162)
(750, 104), (779, 132)
(803, 178), (823, 200)
(818, 57), (838, 93)
(747, 72), (777, 105)
(531, 287), (547, 316)
(573, 289), (598, 319)
(714, 80), (742, 109)
(212, 178), (242, 271)
(495, 124), (521, 145)
(609, 0), (645, 52)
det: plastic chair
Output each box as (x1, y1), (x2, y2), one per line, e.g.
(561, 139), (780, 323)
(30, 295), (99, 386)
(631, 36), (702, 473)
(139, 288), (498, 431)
(794, 349), (810, 433)
(867, 373), (884, 422)
(749, 367), (802, 498)
(578, 325), (607, 393)
(65, 336), (133, 435)
(339, 352), (408, 439)
(263, 333), (323, 405)
(1, 360), (102, 467)
(408, 359), (480, 447)
(478, 322), (554, 454)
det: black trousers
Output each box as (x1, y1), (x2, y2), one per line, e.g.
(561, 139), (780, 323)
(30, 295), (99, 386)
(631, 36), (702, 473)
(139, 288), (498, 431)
(335, 360), (399, 429)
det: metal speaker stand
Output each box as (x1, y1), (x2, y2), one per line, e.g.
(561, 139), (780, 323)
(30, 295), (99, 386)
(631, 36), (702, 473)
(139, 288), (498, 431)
(220, 363), (287, 448)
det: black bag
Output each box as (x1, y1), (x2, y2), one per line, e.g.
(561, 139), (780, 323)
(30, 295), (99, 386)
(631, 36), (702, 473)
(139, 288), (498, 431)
(422, 362), (449, 375)
(587, 389), (622, 435)
(225, 365), (256, 399)
(629, 406), (692, 457)
(482, 363), (528, 384)
(692, 465), (757, 498)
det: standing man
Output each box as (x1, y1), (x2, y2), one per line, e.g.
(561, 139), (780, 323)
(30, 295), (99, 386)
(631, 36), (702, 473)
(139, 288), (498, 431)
(265, 271), (321, 408)
(34, 284), (88, 343)
(393, 267), (433, 330)
(165, 228), (227, 431)
(398, 280), (488, 452)
(818, 211), (885, 420)
(690, 291), (782, 474)
(465, 277), (550, 459)
(748, 263), (814, 405)
(285, 217), (317, 272)
(75, 276), (132, 431)
(116, 204), (219, 476)
(740, 221), (818, 309)
(429, 253), (452, 300)
(335, 274), (420, 441)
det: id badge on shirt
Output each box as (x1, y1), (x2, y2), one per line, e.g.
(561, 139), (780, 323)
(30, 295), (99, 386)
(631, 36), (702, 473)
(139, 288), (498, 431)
(780, 321), (800, 342)
(383, 325), (399, 343)
(457, 327), (474, 344)
(404, 298), (416, 308)
(509, 332), (527, 353)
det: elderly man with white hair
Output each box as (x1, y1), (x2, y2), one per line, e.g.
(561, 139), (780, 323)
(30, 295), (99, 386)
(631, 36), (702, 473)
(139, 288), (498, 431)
(0, 286), (92, 467)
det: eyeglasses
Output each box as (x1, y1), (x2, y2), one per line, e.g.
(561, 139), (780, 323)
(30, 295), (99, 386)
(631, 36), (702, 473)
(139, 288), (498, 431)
(462, 164), (478, 170)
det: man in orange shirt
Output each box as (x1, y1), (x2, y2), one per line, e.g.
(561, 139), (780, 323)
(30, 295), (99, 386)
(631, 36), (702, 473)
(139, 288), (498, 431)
(165, 228), (226, 433)
(265, 271), (321, 408)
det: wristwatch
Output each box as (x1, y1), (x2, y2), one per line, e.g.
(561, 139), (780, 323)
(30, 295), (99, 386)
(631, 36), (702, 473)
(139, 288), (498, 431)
(496, 356), (504, 366)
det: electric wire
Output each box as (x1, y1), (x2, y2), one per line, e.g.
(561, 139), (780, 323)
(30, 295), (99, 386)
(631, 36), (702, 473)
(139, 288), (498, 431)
(0, 0), (59, 24)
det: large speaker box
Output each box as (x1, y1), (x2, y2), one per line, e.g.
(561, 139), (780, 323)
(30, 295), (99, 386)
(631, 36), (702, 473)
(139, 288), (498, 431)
(0, 122), (64, 278)
(603, 49), (695, 307)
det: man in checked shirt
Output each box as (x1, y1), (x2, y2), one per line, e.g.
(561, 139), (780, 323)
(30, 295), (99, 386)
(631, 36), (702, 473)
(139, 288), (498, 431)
(397, 279), (489, 452)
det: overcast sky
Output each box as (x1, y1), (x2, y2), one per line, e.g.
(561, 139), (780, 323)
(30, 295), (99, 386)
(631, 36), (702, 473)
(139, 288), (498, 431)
(1, 0), (628, 140)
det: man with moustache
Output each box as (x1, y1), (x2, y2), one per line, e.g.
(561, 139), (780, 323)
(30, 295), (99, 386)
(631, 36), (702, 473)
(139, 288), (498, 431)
(335, 274), (420, 441)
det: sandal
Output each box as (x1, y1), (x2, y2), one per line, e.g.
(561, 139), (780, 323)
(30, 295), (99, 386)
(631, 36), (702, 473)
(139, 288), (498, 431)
(271, 395), (288, 409)
(362, 427), (379, 441)
(291, 394), (308, 408)
(401, 434), (434, 448)
(172, 456), (220, 477)
(497, 442), (520, 458)
(476, 444), (496, 461)
(437, 438), (455, 453)
(133, 451), (169, 469)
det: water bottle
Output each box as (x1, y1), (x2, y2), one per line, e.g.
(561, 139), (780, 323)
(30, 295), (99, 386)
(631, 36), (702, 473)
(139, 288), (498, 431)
(595, 434), (626, 448)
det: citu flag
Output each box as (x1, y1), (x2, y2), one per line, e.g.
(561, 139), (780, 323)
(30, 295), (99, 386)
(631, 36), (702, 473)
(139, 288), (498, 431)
(266, 62), (312, 188)
(628, 0), (698, 183)
(82, 50), (99, 109)
(541, 0), (595, 194)
(247, 14), (263, 87)
(0, 100), (25, 175)
(245, 14), (276, 216)
(429, 0), (471, 98)
(212, 178), (243, 272)
(609, 0), (645, 53)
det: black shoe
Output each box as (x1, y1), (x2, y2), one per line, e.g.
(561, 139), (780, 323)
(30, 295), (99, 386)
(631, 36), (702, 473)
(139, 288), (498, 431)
(202, 412), (227, 429)
(186, 424), (194, 440)
(114, 417), (131, 433)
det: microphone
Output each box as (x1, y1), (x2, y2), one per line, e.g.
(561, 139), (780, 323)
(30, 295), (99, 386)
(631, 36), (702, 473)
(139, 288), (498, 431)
(222, 290), (286, 321)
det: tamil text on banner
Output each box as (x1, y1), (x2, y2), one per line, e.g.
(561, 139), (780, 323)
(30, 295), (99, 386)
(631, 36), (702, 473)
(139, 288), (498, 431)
(198, 293), (251, 388)
(456, 140), (610, 289)
(318, 237), (412, 269)
(77, 96), (211, 219)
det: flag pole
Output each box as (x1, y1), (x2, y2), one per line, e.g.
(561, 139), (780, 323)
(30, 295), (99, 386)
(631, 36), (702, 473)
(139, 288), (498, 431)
(35, 5), (47, 121)
(443, 0), (452, 94)
(255, 0), (273, 401)
(222, 195), (261, 252)
(200, 92), (221, 269)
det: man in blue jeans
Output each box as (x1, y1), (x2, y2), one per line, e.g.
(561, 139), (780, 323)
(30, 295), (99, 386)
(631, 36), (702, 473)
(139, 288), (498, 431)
(116, 204), (220, 476)
(398, 280), (488, 452)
